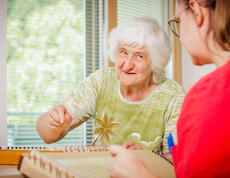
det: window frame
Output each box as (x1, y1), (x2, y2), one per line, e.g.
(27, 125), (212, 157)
(171, 0), (182, 84)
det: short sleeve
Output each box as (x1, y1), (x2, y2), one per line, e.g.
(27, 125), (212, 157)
(162, 92), (185, 153)
(61, 69), (104, 122)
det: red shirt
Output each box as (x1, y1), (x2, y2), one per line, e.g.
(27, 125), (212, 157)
(172, 60), (230, 177)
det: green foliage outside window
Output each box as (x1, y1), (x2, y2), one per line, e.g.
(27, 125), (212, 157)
(7, 0), (84, 123)
(7, 0), (88, 146)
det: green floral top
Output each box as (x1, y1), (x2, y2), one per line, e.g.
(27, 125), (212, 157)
(62, 67), (185, 153)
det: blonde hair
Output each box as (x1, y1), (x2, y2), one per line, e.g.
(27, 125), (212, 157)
(214, 0), (230, 50)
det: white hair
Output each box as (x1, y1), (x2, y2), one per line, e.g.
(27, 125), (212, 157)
(108, 17), (171, 84)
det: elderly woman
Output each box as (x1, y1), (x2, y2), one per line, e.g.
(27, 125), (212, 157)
(36, 17), (185, 153)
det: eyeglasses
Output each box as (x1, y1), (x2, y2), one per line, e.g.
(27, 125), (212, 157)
(168, 5), (189, 37)
(168, 1), (211, 37)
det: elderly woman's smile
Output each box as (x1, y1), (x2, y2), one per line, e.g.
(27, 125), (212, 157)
(122, 70), (136, 75)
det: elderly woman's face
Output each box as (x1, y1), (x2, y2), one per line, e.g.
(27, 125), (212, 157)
(116, 44), (153, 87)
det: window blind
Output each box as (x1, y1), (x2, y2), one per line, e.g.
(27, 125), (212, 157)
(117, 0), (172, 78)
(7, 0), (104, 146)
(117, 0), (170, 34)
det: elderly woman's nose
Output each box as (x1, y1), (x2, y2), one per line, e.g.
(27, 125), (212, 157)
(125, 56), (134, 69)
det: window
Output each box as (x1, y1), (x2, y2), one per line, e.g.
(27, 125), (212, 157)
(6, 0), (104, 146)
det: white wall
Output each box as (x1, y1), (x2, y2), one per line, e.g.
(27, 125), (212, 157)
(0, 0), (7, 146)
(182, 46), (216, 92)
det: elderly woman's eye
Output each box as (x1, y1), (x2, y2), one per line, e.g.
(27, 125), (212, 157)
(137, 55), (143, 59)
(121, 51), (127, 55)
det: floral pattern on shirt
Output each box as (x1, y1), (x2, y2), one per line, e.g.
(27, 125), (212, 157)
(93, 112), (120, 146)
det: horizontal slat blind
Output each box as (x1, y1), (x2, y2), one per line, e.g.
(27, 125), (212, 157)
(7, 0), (102, 146)
(117, 0), (169, 33)
(117, 0), (172, 78)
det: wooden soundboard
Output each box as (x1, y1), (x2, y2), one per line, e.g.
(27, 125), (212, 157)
(0, 146), (108, 165)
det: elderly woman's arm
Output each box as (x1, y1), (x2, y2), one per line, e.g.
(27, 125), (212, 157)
(36, 69), (104, 144)
(36, 104), (84, 144)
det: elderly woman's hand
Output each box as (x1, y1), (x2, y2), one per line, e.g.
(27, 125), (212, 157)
(48, 104), (73, 132)
(109, 145), (157, 178)
(123, 141), (143, 150)
(37, 104), (84, 144)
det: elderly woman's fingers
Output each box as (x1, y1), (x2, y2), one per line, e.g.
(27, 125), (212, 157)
(123, 141), (135, 149)
(134, 143), (143, 150)
(49, 109), (61, 124)
(53, 104), (67, 124)
(123, 141), (143, 150)
(48, 116), (61, 127)
(48, 105), (72, 127)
